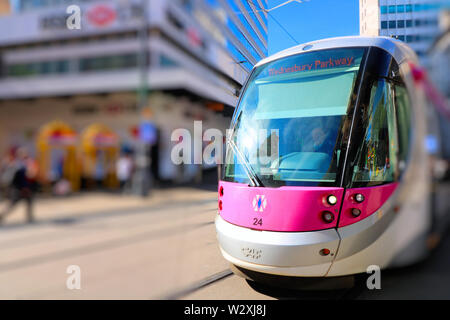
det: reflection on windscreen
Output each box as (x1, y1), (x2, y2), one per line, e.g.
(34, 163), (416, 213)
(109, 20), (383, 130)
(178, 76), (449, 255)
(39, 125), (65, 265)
(226, 115), (342, 184)
(224, 48), (365, 187)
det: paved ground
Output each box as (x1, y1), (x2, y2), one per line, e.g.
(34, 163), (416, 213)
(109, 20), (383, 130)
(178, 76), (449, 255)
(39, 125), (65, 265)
(0, 185), (449, 300)
(0, 187), (231, 299)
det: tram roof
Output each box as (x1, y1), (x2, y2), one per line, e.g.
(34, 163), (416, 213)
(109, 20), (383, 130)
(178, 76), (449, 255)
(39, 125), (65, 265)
(256, 36), (418, 68)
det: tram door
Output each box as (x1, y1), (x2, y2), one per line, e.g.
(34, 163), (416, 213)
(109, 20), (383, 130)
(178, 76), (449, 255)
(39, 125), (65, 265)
(37, 121), (80, 192)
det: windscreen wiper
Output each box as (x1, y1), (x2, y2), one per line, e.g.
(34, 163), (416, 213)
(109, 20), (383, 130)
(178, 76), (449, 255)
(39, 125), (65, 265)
(227, 138), (264, 187)
(228, 111), (264, 187)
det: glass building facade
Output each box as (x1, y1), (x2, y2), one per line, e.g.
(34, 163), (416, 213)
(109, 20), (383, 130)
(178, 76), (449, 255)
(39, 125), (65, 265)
(202, 0), (268, 71)
(360, 0), (449, 62)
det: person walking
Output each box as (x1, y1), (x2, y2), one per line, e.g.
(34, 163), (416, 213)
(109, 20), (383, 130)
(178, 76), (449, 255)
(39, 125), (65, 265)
(116, 151), (134, 193)
(0, 147), (38, 224)
(0, 148), (17, 199)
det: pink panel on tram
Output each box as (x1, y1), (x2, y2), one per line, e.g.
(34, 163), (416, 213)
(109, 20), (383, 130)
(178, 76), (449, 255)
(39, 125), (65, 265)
(217, 181), (344, 232)
(338, 183), (398, 228)
(217, 181), (398, 232)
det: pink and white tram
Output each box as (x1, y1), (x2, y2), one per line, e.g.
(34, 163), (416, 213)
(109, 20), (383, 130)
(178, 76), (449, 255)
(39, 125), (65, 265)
(215, 36), (450, 286)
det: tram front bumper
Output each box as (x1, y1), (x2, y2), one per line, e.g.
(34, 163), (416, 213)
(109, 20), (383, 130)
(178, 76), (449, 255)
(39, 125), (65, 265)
(215, 214), (340, 277)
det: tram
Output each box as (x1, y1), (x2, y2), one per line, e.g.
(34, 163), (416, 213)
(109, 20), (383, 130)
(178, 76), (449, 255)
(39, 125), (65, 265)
(215, 36), (450, 286)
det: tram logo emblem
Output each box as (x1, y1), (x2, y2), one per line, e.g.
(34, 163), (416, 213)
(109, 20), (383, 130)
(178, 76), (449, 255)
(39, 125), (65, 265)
(253, 195), (267, 212)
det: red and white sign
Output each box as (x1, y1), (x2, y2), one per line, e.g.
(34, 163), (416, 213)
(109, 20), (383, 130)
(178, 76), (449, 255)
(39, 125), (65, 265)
(86, 5), (117, 27)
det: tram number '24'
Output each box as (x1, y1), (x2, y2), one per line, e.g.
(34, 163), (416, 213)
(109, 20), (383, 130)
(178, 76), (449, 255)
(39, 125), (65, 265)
(253, 218), (263, 226)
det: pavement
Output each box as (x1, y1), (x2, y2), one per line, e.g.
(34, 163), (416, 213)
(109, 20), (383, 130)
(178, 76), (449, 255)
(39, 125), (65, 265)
(0, 183), (450, 300)
(0, 187), (231, 299)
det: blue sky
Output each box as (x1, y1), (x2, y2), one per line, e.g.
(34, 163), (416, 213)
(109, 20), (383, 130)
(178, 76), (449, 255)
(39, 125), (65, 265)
(267, 0), (360, 54)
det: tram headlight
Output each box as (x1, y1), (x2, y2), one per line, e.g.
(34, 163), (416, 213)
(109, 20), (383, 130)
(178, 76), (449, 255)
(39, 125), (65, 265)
(326, 195), (338, 206)
(354, 193), (365, 203)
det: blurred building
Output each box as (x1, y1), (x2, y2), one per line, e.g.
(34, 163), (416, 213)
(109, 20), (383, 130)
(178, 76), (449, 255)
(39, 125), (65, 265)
(360, 0), (449, 64)
(0, 0), (268, 187)
(428, 9), (450, 98)
(0, 0), (10, 15)
(360, 0), (381, 36)
(428, 10), (450, 163)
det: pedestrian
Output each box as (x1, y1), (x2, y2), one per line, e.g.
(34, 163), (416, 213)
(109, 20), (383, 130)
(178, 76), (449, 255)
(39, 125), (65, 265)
(0, 147), (38, 224)
(0, 148), (17, 199)
(116, 151), (134, 193)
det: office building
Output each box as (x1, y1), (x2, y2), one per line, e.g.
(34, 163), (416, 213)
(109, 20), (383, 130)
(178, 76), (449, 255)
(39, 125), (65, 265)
(360, 0), (448, 63)
(0, 0), (268, 185)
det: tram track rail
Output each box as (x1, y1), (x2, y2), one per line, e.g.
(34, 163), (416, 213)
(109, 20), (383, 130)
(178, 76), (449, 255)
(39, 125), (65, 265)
(161, 269), (234, 300)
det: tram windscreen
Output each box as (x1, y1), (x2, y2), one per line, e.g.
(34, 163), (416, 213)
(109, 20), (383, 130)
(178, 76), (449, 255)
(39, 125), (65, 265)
(224, 48), (365, 187)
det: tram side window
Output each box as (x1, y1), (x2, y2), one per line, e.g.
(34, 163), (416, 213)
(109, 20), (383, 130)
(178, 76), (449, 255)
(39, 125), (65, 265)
(394, 85), (412, 169)
(351, 80), (398, 186)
